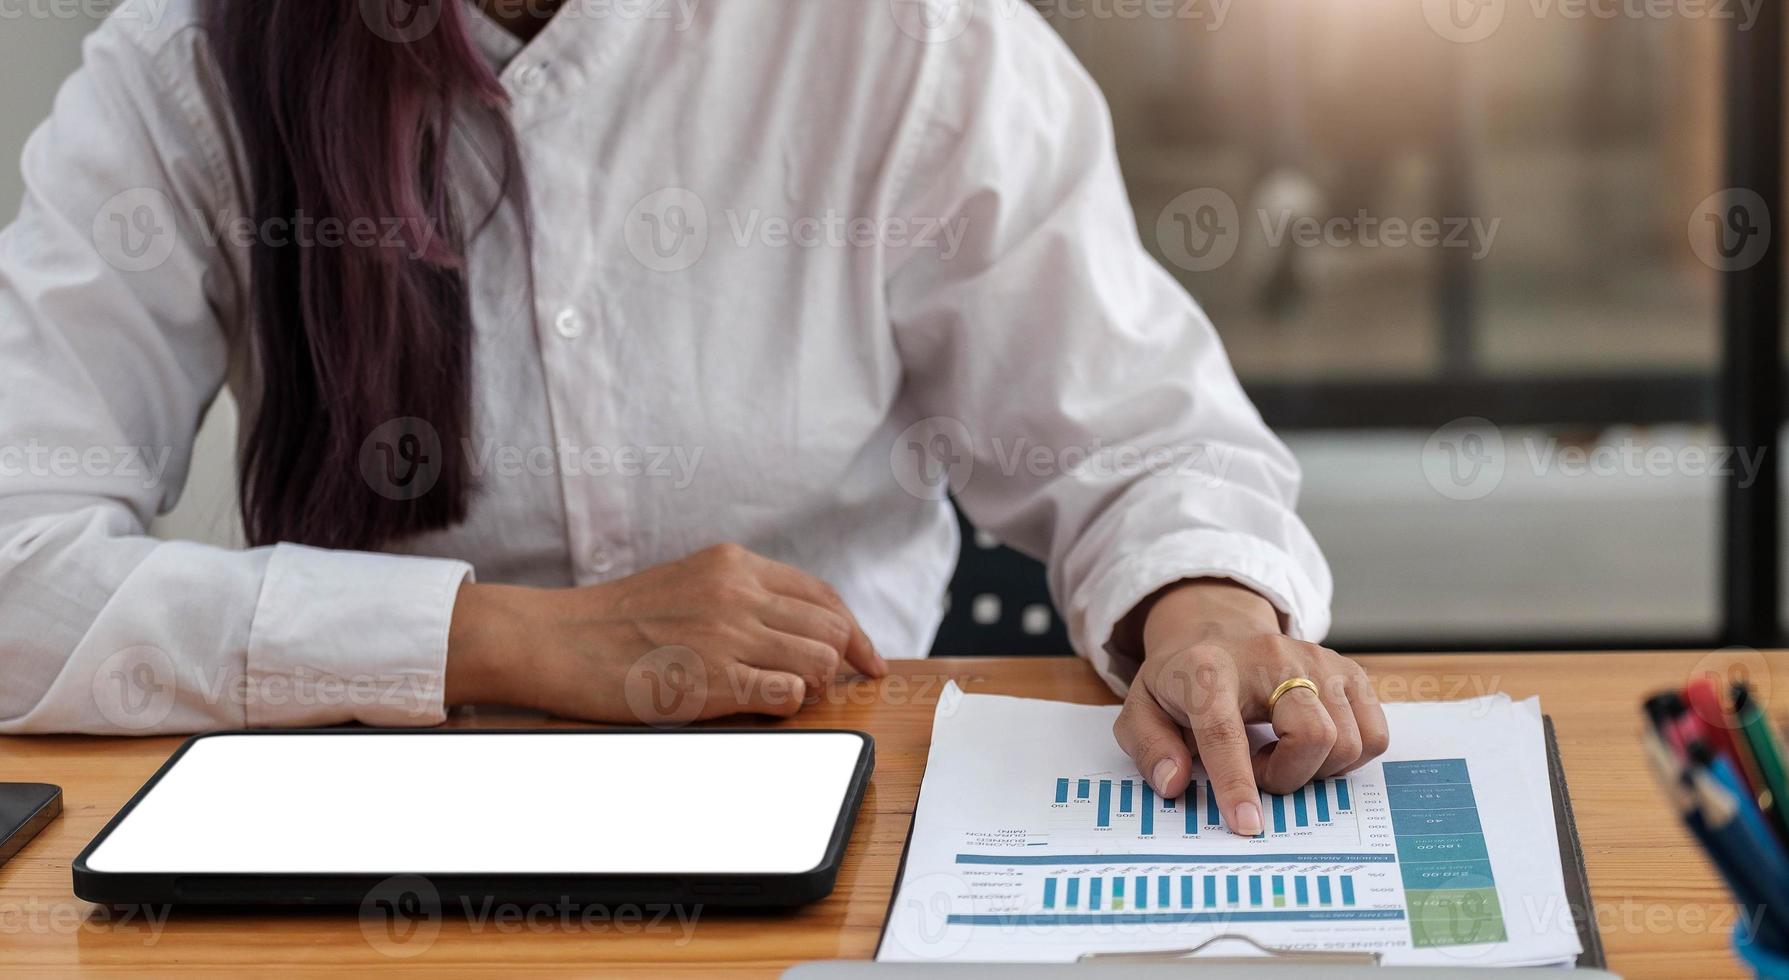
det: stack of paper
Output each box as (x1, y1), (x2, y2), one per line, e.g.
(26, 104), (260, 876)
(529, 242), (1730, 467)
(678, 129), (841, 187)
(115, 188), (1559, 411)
(879, 684), (1583, 967)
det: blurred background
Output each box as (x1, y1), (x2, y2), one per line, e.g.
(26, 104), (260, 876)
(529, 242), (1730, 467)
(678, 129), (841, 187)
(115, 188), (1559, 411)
(0, 1), (1759, 652)
(954, 0), (1748, 653)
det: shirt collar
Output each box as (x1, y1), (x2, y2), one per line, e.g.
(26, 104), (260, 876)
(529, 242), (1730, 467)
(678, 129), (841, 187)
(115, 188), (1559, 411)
(464, 2), (526, 72)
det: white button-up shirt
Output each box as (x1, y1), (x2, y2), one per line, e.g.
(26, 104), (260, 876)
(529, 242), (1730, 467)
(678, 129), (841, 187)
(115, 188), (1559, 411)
(0, 0), (1330, 734)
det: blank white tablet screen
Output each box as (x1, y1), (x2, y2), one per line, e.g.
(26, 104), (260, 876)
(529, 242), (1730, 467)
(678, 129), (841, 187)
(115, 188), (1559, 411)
(84, 732), (866, 874)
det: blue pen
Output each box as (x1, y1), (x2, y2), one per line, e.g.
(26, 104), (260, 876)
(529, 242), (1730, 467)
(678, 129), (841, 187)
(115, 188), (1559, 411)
(1687, 750), (1789, 940)
(1643, 733), (1788, 947)
(1687, 805), (1789, 949)
(1695, 749), (1789, 869)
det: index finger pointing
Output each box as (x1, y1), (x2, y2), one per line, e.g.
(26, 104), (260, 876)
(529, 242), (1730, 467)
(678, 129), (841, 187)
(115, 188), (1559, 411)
(1151, 659), (1263, 837)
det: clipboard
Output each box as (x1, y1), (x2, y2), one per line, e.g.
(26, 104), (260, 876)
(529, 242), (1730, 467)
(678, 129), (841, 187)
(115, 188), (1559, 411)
(868, 715), (1607, 970)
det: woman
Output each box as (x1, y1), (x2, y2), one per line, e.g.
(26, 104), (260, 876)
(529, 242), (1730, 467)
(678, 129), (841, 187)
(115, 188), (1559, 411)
(0, 0), (1385, 836)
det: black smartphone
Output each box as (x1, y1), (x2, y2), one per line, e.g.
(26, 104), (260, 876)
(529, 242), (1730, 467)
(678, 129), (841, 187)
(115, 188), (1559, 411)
(0, 783), (61, 867)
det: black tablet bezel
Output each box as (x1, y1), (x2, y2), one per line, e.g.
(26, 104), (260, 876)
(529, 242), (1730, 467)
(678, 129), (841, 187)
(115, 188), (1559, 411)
(72, 727), (874, 910)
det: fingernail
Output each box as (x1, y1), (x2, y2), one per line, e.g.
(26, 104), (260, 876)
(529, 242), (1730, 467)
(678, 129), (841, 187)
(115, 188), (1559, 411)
(1151, 760), (1178, 795)
(1233, 801), (1263, 836)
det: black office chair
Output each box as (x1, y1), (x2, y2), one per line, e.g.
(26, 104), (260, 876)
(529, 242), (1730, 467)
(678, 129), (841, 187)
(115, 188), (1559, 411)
(929, 502), (1072, 657)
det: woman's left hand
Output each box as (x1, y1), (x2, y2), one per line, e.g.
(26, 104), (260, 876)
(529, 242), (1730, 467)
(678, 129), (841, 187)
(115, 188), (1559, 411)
(1110, 580), (1389, 836)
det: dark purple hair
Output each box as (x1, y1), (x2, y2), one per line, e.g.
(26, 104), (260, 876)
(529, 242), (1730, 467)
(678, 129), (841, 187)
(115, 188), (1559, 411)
(208, 0), (526, 549)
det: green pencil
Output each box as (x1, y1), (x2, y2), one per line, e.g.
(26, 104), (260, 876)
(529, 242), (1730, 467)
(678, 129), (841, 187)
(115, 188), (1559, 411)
(1732, 682), (1789, 843)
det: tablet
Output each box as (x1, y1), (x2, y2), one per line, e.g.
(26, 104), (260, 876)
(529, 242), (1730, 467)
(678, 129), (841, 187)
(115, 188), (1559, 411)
(74, 728), (873, 909)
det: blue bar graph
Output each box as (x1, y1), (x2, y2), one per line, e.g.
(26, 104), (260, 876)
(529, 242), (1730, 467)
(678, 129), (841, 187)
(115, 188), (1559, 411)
(1035, 873), (1349, 922)
(1054, 775), (1355, 837)
(952, 910), (1405, 927)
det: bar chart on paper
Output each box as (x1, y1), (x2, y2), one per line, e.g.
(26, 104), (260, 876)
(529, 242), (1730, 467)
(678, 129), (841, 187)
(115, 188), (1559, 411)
(1049, 773), (1361, 844)
(883, 688), (1582, 967)
(1037, 868), (1377, 916)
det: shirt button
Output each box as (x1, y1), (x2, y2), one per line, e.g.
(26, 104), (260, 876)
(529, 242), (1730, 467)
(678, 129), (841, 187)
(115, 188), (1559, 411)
(516, 64), (546, 93)
(589, 548), (615, 575)
(553, 308), (584, 339)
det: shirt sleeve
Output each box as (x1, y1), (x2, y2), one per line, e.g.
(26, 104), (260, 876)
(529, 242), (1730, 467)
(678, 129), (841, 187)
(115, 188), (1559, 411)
(0, 15), (471, 734)
(884, 3), (1333, 694)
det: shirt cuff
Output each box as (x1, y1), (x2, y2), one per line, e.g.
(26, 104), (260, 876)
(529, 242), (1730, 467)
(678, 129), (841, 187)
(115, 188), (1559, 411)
(245, 543), (474, 728)
(1068, 528), (1332, 697)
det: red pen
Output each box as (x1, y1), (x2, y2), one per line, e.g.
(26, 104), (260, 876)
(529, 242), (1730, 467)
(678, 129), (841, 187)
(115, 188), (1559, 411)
(1685, 676), (1766, 801)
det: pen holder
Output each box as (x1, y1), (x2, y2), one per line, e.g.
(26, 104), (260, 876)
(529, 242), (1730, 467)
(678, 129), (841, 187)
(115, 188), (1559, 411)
(1735, 925), (1789, 979)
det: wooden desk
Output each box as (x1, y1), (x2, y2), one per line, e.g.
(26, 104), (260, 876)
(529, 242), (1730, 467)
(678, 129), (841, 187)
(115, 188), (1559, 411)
(0, 652), (1765, 978)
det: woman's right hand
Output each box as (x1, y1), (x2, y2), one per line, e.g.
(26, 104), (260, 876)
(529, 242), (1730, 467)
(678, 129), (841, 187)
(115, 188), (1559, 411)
(445, 543), (886, 724)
